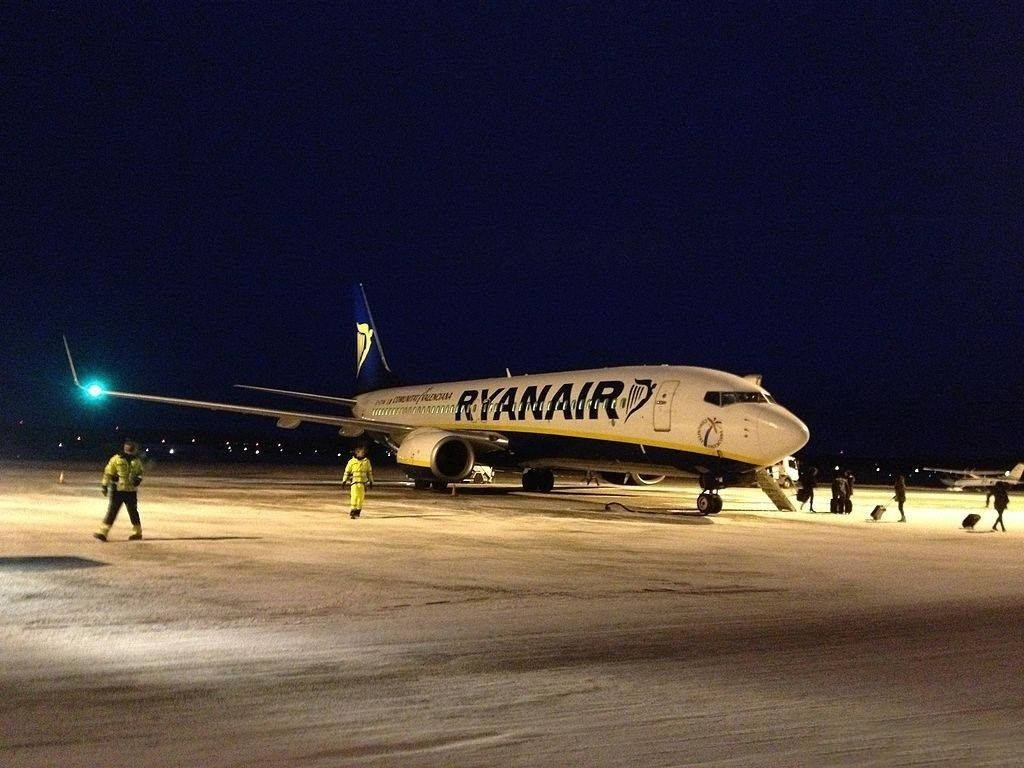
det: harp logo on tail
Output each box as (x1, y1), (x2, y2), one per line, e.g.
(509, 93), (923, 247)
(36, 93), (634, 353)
(356, 323), (374, 376)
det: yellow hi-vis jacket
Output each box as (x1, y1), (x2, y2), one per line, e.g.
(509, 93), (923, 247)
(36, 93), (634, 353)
(342, 457), (373, 485)
(102, 453), (144, 491)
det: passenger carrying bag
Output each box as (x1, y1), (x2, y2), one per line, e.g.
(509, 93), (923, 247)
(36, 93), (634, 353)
(796, 488), (809, 503)
(962, 513), (981, 529)
(870, 505), (886, 521)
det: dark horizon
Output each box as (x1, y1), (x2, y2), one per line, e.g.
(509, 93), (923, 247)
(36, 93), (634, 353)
(5, 4), (1023, 462)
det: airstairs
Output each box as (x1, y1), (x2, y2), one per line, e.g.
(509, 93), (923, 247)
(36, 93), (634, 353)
(754, 469), (796, 512)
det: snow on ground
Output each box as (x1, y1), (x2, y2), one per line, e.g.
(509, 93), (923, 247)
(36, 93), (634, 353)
(1, 462), (1022, 767)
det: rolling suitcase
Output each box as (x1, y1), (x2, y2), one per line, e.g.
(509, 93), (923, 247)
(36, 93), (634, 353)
(962, 513), (981, 529)
(870, 505), (885, 521)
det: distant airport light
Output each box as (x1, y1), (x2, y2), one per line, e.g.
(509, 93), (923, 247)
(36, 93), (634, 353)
(169, 448), (175, 455)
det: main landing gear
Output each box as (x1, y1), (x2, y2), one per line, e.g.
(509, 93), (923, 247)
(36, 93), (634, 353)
(521, 468), (555, 493)
(697, 473), (724, 515)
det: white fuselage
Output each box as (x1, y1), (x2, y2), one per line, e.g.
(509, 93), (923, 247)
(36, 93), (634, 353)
(353, 365), (808, 477)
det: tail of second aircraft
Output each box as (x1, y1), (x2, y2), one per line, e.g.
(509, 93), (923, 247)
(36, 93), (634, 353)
(354, 284), (400, 394)
(1009, 463), (1024, 482)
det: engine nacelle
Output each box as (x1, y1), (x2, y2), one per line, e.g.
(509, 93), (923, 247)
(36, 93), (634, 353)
(396, 428), (475, 482)
(598, 472), (666, 486)
(629, 473), (666, 485)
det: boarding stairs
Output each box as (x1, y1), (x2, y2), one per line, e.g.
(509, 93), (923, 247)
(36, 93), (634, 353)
(754, 469), (797, 512)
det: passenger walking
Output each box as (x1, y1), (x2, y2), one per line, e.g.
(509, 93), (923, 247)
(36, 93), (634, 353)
(584, 470), (600, 487)
(342, 445), (374, 519)
(799, 466), (818, 512)
(94, 438), (145, 541)
(894, 474), (907, 522)
(992, 481), (1009, 532)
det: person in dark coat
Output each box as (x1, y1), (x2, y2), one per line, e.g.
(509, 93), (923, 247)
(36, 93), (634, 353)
(992, 481), (1009, 532)
(844, 470), (856, 513)
(831, 473), (848, 514)
(894, 474), (907, 522)
(799, 466), (818, 512)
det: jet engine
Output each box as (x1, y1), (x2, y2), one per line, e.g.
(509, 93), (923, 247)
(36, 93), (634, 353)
(629, 473), (666, 485)
(396, 428), (475, 482)
(598, 472), (666, 486)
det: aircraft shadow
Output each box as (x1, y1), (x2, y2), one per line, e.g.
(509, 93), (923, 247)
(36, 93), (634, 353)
(0, 556), (107, 571)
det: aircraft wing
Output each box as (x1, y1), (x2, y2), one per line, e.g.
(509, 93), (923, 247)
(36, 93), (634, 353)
(63, 335), (508, 451)
(89, 387), (509, 450)
(924, 467), (1002, 478)
(88, 387), (411, 438)
(233, 384), (358, 407)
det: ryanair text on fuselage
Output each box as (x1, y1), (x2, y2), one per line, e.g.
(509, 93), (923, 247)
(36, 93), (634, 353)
(373, 379), (657, 423)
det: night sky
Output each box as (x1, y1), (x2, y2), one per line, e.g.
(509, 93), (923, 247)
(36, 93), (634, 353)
(4, 3), (1023, 461)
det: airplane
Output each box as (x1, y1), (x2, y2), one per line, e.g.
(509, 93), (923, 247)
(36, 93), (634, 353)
(923, 463), (1024, 491)
(63, 285), (809, 514)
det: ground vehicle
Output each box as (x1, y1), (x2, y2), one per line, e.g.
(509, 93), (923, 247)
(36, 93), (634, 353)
(766, 456), (799, 488)
(465, 465), (494, 483)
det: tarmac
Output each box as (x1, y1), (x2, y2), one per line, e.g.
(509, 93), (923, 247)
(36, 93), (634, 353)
(1, 461), (1022, 767)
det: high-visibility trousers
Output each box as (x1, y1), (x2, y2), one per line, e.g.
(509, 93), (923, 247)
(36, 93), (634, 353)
(349, 482), (366, 510)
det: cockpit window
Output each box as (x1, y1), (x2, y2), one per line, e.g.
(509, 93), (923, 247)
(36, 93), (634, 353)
(703, 390), (770, 407)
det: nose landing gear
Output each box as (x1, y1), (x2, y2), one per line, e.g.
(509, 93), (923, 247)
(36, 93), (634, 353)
(696, 491), (723, 515)
(697, 473), (724, 515)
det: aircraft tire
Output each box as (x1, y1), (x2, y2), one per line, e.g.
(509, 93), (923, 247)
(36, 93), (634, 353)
(431, 480), (448, 492)
(414, 479), (432, 490)
(710, 494), (723, 514)
(697, 492), (713, 515)
(522, 470), (539, 492)
(537, 469), (555, 493)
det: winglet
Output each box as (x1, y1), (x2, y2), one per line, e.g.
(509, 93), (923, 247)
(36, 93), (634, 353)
(62, 335), (82, 388)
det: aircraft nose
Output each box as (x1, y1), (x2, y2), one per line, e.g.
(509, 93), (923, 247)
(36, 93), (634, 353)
(760, 408), (810, 463)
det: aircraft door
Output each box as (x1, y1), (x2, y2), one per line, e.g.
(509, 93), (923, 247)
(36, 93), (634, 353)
(653, 380), (678, 432)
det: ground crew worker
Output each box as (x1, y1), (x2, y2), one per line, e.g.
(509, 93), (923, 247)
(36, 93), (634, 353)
(94, 438), (145, 541)
(894, 474), (907, 522)
(342, 445), (373, 519)
(992, 481), (1009, 532)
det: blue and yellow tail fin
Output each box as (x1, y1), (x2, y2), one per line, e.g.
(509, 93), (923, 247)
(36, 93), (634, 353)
(354, 284), (399, 394)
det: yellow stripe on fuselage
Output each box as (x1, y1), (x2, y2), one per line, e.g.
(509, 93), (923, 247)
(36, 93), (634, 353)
(363, 417), (763, 467)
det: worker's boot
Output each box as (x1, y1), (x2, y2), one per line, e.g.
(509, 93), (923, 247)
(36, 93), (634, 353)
(128, 525), (143, 541)
(350, 509), (360, 519)
(93, 523), (111, 542)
